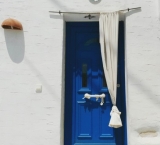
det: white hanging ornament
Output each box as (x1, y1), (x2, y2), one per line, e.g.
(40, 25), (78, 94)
(109, 106), (122, 128)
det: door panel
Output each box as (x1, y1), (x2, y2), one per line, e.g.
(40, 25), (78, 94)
(64, 22), (127, 145)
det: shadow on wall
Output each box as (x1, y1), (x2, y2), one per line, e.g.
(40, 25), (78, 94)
(4, 29), (25, 63)
(50, 14), (63, 19)
(49, 0), (68, 11)
(25, 57), (56, 96)
(125, 8), (142, 17)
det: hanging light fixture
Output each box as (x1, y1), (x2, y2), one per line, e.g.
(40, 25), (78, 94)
(89, 0), (101, 4)
(1, 18), (23, 30)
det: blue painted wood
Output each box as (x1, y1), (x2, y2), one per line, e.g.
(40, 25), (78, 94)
(64, 22), (127, 145)
(117, 21), (127, 145)
(74, 144), (116, 145)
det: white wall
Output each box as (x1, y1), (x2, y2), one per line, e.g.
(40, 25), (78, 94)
(126, 0), (160, 145)
(0, 1), (64, 145)
(0, 0), (160, 145)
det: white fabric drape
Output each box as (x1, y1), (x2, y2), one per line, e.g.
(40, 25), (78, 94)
(99, 12), (122, 128)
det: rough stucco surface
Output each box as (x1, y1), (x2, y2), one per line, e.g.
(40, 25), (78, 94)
(0, 0), (160, 145)
(126, 0), (160, 145)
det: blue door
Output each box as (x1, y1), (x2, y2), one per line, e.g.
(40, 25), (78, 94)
(64, 22), (127, 145)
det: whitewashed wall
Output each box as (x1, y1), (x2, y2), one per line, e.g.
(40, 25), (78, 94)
(0, 0), (159, 145)
(126, 0), (160, 145)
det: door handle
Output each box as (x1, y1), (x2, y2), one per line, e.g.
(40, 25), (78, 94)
(83, 93), (105, 106)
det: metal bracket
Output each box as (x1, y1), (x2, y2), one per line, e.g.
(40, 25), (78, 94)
(117, 84), (120, 87)
(84, 14), (95, 19)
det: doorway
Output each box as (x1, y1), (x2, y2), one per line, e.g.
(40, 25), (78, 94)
(64, 22), (127, 145)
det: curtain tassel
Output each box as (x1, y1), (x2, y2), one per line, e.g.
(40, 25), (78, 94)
(109, 105), (122, 128)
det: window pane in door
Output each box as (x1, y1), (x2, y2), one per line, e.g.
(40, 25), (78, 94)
(82, 64), (87, 87)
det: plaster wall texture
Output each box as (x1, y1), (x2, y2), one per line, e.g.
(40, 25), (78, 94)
(126, 0), (160, 145)
(0, 0), (159, 145)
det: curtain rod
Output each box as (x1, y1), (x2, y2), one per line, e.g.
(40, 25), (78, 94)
(49, 7), (141, 14)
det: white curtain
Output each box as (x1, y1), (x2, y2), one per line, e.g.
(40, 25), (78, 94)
(99, 12), (122, 128)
